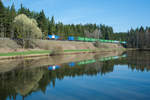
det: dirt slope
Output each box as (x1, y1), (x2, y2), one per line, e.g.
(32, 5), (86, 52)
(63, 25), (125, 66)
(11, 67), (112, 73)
(34, 40), (97, 50)
(0, 39), (124, 53)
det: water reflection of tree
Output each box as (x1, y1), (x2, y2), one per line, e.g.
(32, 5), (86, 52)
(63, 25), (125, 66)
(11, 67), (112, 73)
(0, 60), (115, 100)
(127, 51), (150, 72)
(1, 52), (150, 100)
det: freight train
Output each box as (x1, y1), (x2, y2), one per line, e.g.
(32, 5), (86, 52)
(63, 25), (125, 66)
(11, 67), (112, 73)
(48, 35), (127, 44)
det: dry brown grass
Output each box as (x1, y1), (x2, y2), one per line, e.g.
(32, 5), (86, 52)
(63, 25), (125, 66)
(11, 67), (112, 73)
(94, 42), (124, 49)
(0, 39), (124, 54)
(33, 40), (97, 50)
(0, 39), (21, 53)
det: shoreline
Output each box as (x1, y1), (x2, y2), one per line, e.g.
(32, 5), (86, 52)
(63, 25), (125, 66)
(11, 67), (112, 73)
(0, 50), (125, 73)
(0, 48), (126, 60)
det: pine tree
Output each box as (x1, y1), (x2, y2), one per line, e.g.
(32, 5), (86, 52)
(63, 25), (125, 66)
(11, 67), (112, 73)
(18, 4), (26, 14)
(37, 10), (48, 38)
(0, 0), (6, 37)
(6, 3), (16, 38)
(48, 16), (55, 34)
(139, 26), (145, 49)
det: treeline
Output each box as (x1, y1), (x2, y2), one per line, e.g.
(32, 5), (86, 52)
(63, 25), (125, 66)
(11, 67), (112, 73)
(0, 1), (114, 40)
(127, 27), (150, 49)
(113, 27), (150, 49)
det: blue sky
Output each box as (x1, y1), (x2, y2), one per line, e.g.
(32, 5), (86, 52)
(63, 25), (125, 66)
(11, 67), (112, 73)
(3, 0), (150, 32)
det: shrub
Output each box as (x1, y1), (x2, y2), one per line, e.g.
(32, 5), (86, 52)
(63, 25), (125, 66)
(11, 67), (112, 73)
(50, 46), (63, 56)
(94, 41), (108, 48)
(94, 41), (102, 48)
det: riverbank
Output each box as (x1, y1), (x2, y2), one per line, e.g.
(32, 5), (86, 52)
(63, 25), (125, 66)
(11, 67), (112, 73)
(127, 48), (150, 51)
(0, 39), (125, 60)
(0, 50), (125, 73)
(0, 48), (125, 60)
(0, 49), (92, 59)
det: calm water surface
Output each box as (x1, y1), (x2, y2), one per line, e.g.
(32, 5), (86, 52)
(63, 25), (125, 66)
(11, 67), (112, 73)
(0, 51), (150, 100)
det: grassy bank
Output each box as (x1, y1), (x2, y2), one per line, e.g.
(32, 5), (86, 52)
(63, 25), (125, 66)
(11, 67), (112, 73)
(0, 48), (126, 59)
(0, 50), (50, 57)
(0, 49), (94, 57)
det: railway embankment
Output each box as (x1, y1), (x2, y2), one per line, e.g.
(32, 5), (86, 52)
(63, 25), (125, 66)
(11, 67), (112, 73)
(0, 39), (125, 59)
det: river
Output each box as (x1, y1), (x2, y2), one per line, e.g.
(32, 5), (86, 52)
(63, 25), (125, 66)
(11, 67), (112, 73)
(0, 51), (150, 100)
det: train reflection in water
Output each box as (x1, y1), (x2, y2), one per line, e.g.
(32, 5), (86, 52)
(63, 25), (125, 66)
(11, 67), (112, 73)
(48, 65), (60, 71)
(48, 54), (127, 71)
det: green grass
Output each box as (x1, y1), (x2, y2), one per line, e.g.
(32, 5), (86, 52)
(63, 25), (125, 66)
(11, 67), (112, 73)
(0, 48), (126, 57)
(0, 50), (50, 57)
(0, 49), (92, 57)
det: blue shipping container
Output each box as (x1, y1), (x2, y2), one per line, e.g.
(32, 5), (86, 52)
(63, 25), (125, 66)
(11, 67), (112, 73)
(68, 36), (74, 41)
